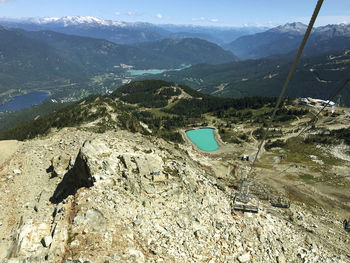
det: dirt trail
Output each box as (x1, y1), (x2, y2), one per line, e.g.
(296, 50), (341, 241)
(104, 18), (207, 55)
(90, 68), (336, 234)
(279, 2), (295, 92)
(0, 140), (20, 166)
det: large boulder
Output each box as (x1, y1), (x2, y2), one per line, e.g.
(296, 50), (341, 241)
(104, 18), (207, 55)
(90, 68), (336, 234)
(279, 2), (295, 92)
(48, 153), (72, 178)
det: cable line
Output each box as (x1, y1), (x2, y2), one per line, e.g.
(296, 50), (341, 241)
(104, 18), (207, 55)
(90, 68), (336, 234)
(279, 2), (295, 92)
(247, 0), (324, 178)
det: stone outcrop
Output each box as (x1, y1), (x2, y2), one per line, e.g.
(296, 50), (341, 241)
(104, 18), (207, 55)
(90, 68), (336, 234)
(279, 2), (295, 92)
(49, 141), (98, 204)
(48, 153), (72, 178)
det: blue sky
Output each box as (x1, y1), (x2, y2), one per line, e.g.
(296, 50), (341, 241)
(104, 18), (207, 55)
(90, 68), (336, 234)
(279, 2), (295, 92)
(1, 0), (350, 27)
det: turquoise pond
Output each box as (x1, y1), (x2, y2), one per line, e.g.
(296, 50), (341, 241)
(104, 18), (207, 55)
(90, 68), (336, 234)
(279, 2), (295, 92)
(186, 128), (219, 152)
(127, 65), (191, 76)
(127, 69), (166, 76)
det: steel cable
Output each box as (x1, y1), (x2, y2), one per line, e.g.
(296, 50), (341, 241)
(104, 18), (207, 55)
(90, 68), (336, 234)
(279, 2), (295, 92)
(247, 0), (324, 178)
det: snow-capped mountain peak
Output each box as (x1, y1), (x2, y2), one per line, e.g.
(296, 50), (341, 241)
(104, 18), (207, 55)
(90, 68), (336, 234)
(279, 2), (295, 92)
(270, 22), (308, 34)
(27, 16), (127, 27)
(314, 23), (350, 37)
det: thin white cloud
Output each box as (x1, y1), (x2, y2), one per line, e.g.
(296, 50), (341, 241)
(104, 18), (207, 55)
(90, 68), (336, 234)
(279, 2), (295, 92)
(192, 17), (206, 21)
(156, 13), (163, 19)
(210, 18), (219, 23)
(0, 0), (15, 2)
(115, 11), (121, 16)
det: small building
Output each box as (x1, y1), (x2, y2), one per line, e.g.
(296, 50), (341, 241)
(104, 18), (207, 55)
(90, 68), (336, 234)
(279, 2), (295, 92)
(241, 155), (249, 161)
(300, 97), (335, 108)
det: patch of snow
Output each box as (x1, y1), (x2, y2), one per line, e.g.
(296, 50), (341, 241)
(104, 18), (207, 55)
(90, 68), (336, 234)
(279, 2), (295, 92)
(270, 22), (307, 34)
(27, 16), (128, 27)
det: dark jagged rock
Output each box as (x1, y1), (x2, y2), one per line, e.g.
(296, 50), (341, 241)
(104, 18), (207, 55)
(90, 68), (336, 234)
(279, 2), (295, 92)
(50, 143), (95, 204)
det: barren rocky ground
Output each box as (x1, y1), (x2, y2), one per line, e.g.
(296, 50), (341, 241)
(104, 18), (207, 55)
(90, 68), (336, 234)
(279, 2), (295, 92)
(0, 122), (349, 262)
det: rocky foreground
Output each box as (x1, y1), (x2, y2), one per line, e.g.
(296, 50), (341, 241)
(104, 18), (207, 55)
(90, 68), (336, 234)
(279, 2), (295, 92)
(0, 128), (349, 263)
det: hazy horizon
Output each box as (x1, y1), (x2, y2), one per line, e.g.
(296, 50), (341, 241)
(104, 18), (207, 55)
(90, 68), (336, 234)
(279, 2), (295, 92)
(0, 0), (350, 27)
(1, 15), (350, 30)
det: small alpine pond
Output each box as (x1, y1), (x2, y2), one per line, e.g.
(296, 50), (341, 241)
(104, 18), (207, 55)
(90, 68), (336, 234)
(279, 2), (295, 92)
(186, 128), (219, 152)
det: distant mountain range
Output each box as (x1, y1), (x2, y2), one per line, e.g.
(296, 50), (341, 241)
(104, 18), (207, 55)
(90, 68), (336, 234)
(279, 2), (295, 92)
(134, 38), (237, 65)
(0, 16), (266, 45)
(0, 26), (87, 93)
(226, 22), (350, 59)
(2, 16), (350, 108)
(0, 26), (237, 95)
(2, 17), (349, 61)
(158, 24), (266, 45)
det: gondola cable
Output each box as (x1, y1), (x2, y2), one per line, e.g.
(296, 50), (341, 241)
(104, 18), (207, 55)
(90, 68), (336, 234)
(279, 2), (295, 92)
(247, 0), (325, 178)
(233, 0), (325, 212)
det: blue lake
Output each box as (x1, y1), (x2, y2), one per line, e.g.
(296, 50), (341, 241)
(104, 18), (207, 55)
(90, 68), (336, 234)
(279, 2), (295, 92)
(0, 91), (51, 112)
(186, 128), (219, 152)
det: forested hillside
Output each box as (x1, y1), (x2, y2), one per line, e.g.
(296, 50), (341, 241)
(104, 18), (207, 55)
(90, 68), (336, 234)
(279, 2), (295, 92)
(0, 80), (277, 141)
(0, 27), (238, 101)
(134, 38), (237, 65)
(141, 50), (350, 105)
